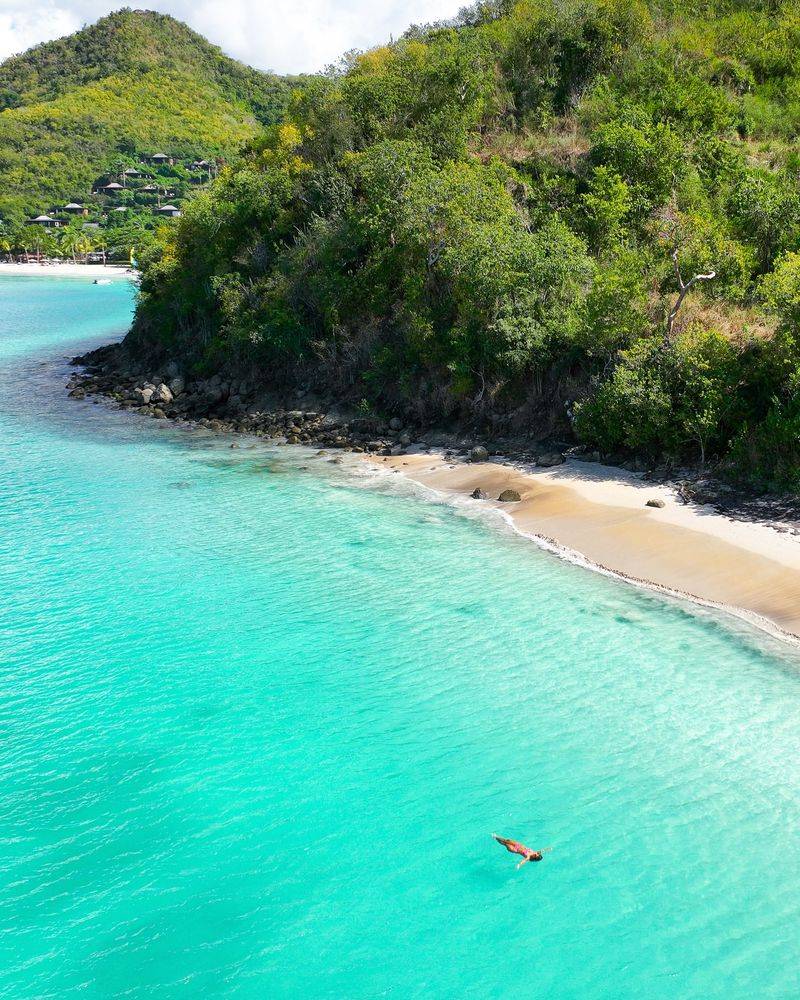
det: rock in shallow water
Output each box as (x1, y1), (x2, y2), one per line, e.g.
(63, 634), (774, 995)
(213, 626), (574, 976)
(498, 488), (522, 502)
(471, 488), (487, 500)
(469, 445), (489, 463)
(150, 383), (173, 405)
(646, 498), (666, 509)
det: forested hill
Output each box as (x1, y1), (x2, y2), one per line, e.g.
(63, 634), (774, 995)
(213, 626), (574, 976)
(0, 9), (299, 220)
(131, 0), (800, 489)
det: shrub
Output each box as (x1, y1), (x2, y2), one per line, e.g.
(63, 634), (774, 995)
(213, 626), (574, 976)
(729, 394), (800, 491)
(575, 326), (740, 462)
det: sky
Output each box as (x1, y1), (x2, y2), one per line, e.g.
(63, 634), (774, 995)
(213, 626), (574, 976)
(0, 0), (466, 73)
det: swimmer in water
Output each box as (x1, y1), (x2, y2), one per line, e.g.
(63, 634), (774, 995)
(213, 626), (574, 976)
(492, 833), (549, 868)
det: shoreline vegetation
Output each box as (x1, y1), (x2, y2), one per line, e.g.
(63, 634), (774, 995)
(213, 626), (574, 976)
(125, 0), (800, 496)
(65, 340), (800, 642)
(10, 0), (800, 638)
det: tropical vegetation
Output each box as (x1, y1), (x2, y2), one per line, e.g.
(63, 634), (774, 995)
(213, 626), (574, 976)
(9, 1), (800, 489)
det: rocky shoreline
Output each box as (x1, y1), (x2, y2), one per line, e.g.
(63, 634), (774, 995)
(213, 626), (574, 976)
(66, 343), (574, 465)
(67, 342), (800, 533)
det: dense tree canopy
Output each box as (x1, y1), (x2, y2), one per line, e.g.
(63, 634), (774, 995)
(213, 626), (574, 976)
(121, 0), (800, 488)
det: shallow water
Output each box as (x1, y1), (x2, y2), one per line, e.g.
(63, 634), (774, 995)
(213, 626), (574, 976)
(1, 275), (800, 999)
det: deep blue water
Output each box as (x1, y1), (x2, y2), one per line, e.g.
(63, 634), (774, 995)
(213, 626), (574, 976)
(1, 275), (800, 998)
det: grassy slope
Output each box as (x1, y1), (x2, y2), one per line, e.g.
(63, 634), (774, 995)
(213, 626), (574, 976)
(0, 9), (296, 220)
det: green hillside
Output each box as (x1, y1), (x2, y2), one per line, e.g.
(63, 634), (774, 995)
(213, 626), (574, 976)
(131, 0), (800, 489)
(0, 9), (298, 220)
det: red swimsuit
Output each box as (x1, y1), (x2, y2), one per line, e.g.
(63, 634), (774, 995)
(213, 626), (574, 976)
(497, 837), (541, 861)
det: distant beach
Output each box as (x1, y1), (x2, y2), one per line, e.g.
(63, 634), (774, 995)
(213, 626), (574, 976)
(0, 261), (134, 279)
(373, 452), (800, 642)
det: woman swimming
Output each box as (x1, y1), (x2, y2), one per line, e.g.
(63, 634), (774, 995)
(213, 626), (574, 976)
(492, 833), (548, 868)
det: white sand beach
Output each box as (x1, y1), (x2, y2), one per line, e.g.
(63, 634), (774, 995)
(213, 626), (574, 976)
(0, 262), (134, 279)
(372, 452), (800, 640)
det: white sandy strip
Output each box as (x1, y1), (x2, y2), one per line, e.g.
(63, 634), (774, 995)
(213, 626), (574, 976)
(534, 460), (800, 573)
(371, 452), (800, 640)
(0, 262), (135, 280)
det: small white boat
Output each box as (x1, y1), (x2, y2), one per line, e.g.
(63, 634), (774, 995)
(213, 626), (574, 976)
(93, 278), (112, 285)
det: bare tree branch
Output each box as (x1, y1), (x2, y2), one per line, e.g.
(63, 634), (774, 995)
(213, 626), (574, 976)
(664, 248), (716, 346)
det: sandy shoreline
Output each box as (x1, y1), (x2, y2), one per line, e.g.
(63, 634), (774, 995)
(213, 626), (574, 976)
(371, 452), (800, 641)
(63, 339), (800, 641)
(0, 262), (134, 279)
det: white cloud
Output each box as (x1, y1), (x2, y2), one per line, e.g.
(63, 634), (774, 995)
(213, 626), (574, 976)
(0, 0), (466, 73)
(0, 4), (82, 61)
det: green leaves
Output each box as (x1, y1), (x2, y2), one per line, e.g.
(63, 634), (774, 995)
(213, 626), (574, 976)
(762, 252), (800, 330)
(728, 168), (800, 272)
(121, 0), (800, 484)
(580, 166), (633, 247)
(589, 118), (684, 218)
(575, 327), (740, 461)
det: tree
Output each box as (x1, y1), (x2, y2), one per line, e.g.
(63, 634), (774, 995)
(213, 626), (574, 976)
(665, 248), (715, 346)
(728, 169), (800, 272)
(94, 233), (108, 265)
(762, 252), (800, 333)
(60, 220), (92, 262)
(26, 227), (60, 262)
(10, 225), (32, 262)
(575, 327), (739, 463)
(580, 166), (632, 249)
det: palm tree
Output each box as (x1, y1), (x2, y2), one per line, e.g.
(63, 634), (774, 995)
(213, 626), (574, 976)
(28, 228), (44, 263)
(26, 228), (60, 263)
(60, 221), (91, 263)
(45, 230), (61, 260)
(94, 233), (108, 265)
(10, 226), (32, 262)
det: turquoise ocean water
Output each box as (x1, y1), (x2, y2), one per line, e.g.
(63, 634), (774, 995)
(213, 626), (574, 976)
(1, 275), (800, 998)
